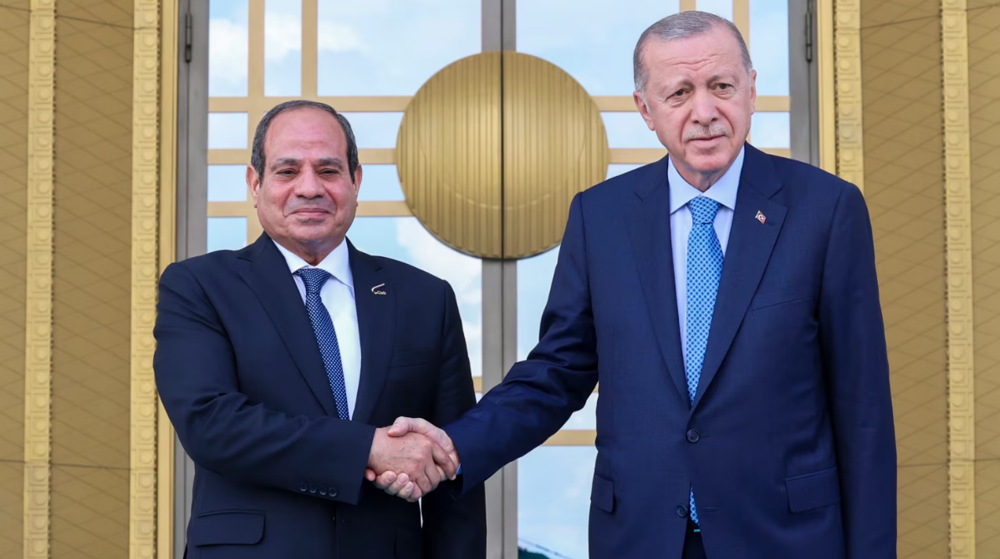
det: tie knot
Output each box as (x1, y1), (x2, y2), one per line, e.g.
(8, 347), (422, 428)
(296, 268), (332, 297)
(689, 196), (720, 225)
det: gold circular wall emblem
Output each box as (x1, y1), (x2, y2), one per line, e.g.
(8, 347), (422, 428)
(396, 52), (609, 259)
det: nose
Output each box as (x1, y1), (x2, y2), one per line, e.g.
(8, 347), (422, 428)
(294, 167), (325, 198)
(690, 89), (720, 127)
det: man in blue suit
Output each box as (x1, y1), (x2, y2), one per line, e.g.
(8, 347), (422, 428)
(153, 100), (485, 558)
(373, 11), (896, 558)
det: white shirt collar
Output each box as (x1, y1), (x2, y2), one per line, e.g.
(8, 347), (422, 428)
(668, 145), (744, 215)
(272, 238), (354, 292)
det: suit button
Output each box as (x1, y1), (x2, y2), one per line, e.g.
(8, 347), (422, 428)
(676, 505), (688, 518)
(331, 514), (337, 522)
(319, 487), (327, 496)
(299, 483), (308, 492)
(309, 485), (317, 494)
(330, 487), (339, 498)
(686, 429), (700, 443)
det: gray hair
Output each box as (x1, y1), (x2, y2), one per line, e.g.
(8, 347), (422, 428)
(633, 11), (753, 96)
(251, 100), (360, 182)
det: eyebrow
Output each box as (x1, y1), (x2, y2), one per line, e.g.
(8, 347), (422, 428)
(316, 157), (345, 168)
(270, 157), (345, 169)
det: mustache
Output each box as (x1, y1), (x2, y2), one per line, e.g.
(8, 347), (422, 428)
(684, 125), (730, 141)
(285, 200), (335, 214)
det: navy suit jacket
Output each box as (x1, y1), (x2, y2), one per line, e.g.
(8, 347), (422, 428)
(446, 145), (895, 558)
(153, 235), (485, 559)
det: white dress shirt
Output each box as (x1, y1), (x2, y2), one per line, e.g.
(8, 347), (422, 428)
(669, 146), (744, 360)
(273, 239), (362, 419)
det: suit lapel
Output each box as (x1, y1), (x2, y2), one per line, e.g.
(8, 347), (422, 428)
(691, 146), (787, 411)
(348, 241), (395, 425)
(627, 157), (690, 402)
(236, 234), (338, 416)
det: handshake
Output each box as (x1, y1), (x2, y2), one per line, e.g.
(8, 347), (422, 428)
(365, 417), (457, 502)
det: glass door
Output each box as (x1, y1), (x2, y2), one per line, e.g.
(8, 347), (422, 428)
(175, 1), (808, 557)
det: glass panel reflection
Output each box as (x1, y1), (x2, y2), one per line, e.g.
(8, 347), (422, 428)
(316, 0), (480, 95)
(750, 0), (789, 96)
(751, 112), (790, 149)
(209, 113), (249, 149)
(602, 112), (661, 148)
(518, 446), (597, 559)
(358, 165), (404, 201)
(208, 165), (249, 202)
(341, 113), (404, 149)
(518, 247), (560, 361)
(564, 393), (598, 430)
(264, 0), (302, 96)
(207, 217), (248, 252)
(209, 0), (249, 97)
(517, 0), (680, 95)
(348, 217), (482, 377)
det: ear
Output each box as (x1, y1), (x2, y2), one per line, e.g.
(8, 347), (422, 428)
(247, 164), (261, 208)
(749, 69), (757, 115)
(353, 163), (363, 198)
(634, 91), (656, 131)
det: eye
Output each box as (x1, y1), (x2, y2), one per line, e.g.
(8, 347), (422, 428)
(717, 83), (732, 90)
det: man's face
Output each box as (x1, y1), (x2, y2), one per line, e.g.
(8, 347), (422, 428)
(248, 108), (361, 262)
(634, 25), (756, 183)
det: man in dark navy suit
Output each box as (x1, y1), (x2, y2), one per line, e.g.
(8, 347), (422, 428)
(373, 11), (896, 559)
(154, 100), (485, 559)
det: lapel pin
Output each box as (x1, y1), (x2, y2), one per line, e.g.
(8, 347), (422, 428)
(755, 211), (766, 224)
(371, 283), (386, 295)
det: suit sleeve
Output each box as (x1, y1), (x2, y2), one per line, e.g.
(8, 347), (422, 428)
(153, 262), (376, 505)
(818, 183), (896, 557)
(444, 193), (600, 491)
(421, 283), (487, 559)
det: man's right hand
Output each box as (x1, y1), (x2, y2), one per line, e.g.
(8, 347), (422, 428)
(367, 427), (458, 501)
(366, 417), (460, 501)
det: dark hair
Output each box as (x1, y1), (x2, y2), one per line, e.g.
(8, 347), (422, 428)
(250, 100), (359, 182)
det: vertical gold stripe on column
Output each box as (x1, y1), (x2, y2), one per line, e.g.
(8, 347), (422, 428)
(680, 0), (696, 12)
(733, 0), (750, 52)
(246, 0), (265, 245)
(302, 0), (318, 98)
(248, 0), (264, 99)
(833, 0), (864, 191)
(131, 1), (161, 558)
(23, 1), (55, 558)
(158, 0), (179, 556)
(816, 0), (836, 174)
(942, 1), (976, 557)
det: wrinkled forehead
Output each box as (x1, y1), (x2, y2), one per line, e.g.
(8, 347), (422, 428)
(644, 29), (747, 82)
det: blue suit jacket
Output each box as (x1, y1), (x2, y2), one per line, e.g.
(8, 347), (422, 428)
(154, 235), (485, 559)
(446, 145), (896, 558)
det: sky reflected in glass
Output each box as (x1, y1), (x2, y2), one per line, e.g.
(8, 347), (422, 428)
(316, 0), (479, 95)
(519, 445), (597, 559)
(264, 0), (302, 96)
(518, 0), (680, 95)
(207, 217), (248, 252)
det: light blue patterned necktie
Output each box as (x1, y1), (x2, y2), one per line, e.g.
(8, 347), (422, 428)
(685, 196), (723, 525)
(296, 268), (350, 420)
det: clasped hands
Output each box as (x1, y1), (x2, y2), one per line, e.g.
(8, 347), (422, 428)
(365, 417), (456, 502)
